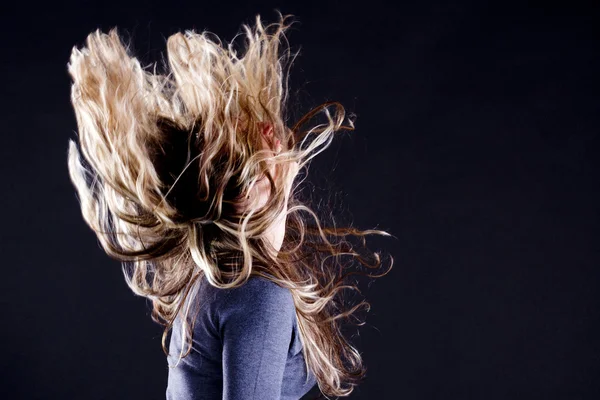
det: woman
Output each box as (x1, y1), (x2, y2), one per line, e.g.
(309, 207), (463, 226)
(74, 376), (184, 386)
(66, 13), (393, 399)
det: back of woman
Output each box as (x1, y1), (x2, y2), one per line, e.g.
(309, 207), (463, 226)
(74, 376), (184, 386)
(166, 274), (316, 399)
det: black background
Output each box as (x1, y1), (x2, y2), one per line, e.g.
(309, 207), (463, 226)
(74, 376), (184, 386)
(2, 0), (599, 399)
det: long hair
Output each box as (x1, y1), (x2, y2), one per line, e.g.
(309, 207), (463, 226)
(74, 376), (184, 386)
(66, 13), (393, 398)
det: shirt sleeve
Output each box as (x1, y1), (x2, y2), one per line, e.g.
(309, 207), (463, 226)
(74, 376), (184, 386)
(218, 276), (296, 400)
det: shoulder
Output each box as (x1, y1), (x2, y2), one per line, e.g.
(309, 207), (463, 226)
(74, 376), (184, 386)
(221, 275), (293, 311)
(214, 276), (296, 332)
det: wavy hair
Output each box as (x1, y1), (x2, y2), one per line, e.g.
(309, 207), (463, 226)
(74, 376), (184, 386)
(66, 13), (393, 398)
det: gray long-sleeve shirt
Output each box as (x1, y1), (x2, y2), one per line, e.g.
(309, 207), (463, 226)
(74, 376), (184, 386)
(165, 274), (317, 399)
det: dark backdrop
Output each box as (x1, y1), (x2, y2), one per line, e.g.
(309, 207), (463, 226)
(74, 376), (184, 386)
(2, 0), (599, 399)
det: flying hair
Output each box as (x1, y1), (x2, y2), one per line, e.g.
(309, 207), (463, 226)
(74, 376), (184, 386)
(66, 12), (394, 398)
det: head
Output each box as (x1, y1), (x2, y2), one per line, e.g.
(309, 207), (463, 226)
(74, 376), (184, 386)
(66, 13), (392, 397)
(232, 121), (299, 255)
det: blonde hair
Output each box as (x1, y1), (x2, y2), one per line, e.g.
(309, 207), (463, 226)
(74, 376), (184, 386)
(66, 12), (393, 398)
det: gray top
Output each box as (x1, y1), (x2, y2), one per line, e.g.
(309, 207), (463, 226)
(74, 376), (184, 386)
(165, 274), (317, 399)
